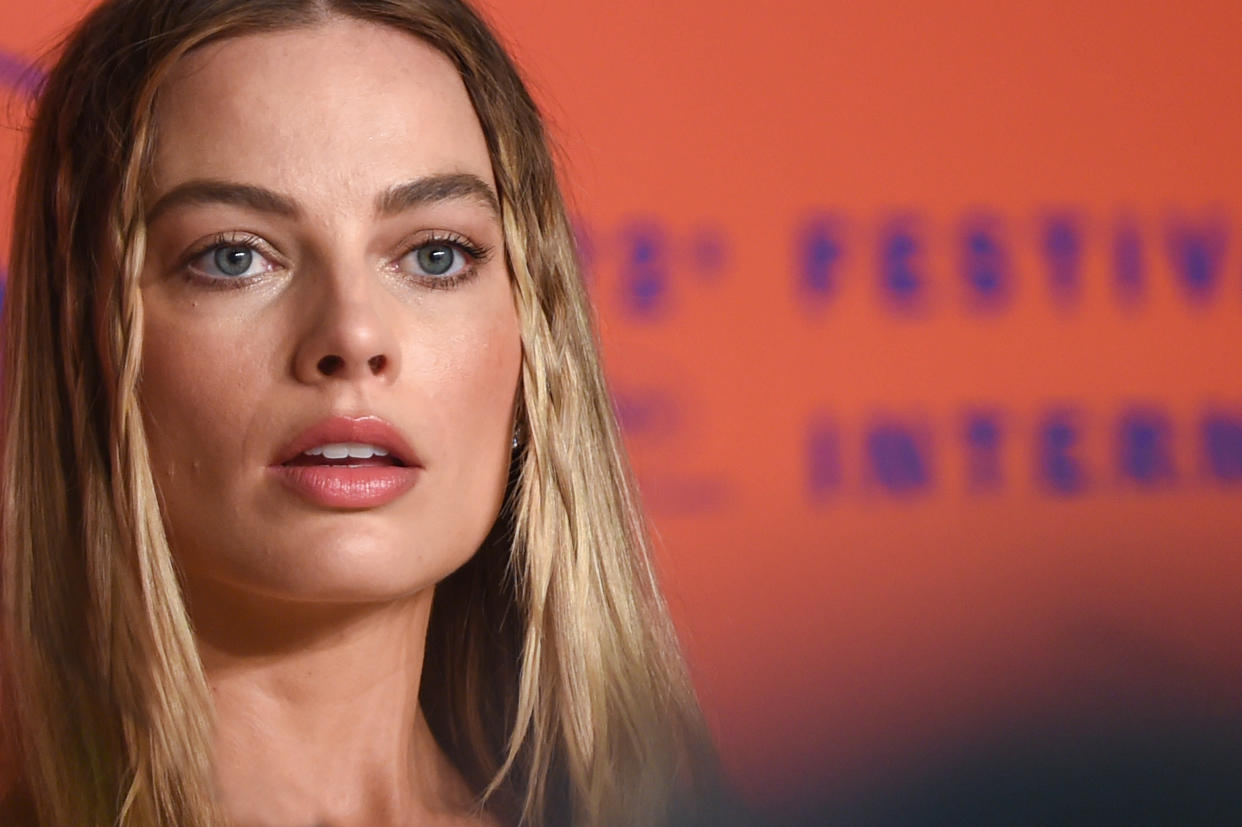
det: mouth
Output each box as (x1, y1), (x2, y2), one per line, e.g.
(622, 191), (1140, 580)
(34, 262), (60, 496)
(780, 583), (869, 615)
(271, 416), (421, 509)
(282, 442), (410, 469)
(274, 415), (420, 468)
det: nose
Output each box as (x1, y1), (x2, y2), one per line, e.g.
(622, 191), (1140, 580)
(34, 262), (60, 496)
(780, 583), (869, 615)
(292, 262), (401, 386)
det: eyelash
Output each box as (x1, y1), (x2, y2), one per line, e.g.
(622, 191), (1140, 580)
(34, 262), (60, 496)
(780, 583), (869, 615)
(179, 230), (494, 291)
(179, 231), (274, 290)
(392, 230), (492, 291)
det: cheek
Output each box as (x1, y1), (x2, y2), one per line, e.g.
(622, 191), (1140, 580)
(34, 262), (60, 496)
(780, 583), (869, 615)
(415, 298), (522, 494)
(139, 311), (266, 500)
(395, 292), (522, 571)
(135, 270), (523, 598)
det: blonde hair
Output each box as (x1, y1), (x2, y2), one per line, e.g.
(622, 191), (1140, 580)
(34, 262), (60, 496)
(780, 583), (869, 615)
(1, 1), (720, 824)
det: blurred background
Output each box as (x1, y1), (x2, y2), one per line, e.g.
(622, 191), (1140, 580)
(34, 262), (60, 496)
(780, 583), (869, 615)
(2, 1), (1241, 824)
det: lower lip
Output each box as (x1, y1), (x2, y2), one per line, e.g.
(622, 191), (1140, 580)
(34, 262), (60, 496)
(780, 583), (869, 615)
(269, 465), (420, 509)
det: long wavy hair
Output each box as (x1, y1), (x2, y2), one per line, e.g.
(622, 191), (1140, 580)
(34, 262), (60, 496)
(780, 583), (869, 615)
(0, 1), (719, 824)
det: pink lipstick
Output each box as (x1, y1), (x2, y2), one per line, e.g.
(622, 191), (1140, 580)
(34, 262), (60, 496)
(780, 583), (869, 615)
(269, 415), (421, 509)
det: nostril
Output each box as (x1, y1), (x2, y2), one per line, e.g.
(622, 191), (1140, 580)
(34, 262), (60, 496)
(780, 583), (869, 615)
(367, 354), (386, 374)
(317, 355), (345, 376)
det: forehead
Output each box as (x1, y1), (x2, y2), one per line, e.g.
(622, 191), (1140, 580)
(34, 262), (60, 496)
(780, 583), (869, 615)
(148, 17), (495, 207)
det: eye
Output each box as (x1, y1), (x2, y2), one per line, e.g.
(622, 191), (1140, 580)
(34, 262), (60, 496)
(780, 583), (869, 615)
(398, 241), (469, 280)
(189, 242), (276, 280)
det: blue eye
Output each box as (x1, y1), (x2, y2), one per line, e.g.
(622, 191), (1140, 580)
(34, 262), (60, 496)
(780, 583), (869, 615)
(190, 243), (274, 279)
(400, 242), (467, 280)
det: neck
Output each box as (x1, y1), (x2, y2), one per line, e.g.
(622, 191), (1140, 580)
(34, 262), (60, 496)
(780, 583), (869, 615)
(191, 581), (476, 826)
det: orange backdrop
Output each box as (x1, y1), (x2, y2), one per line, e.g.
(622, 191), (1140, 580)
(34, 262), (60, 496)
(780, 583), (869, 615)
(2, 0), (1241, 820)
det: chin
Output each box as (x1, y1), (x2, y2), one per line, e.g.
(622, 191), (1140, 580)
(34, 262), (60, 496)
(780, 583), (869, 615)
(274, 543), (472, 604)
(176, 521), (478, 608)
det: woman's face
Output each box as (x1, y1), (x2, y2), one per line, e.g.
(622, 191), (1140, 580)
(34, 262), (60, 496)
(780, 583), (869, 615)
(138, 18), (521, 607)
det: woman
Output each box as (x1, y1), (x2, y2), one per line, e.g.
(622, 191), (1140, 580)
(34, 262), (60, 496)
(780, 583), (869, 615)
(0, 1), (726, 824)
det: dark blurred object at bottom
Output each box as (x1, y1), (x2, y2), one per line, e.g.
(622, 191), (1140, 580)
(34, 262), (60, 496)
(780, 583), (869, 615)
(766, 715), (1242, 827)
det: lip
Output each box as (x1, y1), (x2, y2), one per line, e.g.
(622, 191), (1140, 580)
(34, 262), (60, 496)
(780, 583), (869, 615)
(269, 415), (421, 509)
(274, 415), (419, 467)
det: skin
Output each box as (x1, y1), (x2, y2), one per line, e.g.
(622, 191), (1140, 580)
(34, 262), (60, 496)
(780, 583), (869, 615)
(138, 18), (519, 826)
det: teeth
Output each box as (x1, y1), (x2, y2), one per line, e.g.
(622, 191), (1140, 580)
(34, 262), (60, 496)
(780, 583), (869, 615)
(303, 442), (390, 459)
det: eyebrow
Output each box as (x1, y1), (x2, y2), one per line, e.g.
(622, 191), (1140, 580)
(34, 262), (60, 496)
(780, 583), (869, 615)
(375, 173), (499, 218)
(146, 179), (299, 223)
(144, 172), (500, 224)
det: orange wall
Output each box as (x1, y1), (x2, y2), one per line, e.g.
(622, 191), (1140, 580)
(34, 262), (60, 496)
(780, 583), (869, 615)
(2, 0), (1241, 816)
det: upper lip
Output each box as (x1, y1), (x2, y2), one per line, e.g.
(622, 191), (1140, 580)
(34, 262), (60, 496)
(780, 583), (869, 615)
(273, 415), (420, 467)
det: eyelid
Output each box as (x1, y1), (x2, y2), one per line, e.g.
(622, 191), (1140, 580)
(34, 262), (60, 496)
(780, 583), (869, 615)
(397, 229), (492, 263)
(173, 228), (494, 290)
(387, 229), (494, 290)
(182, 231), (282, 269)
(180, 231), (284, 284)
